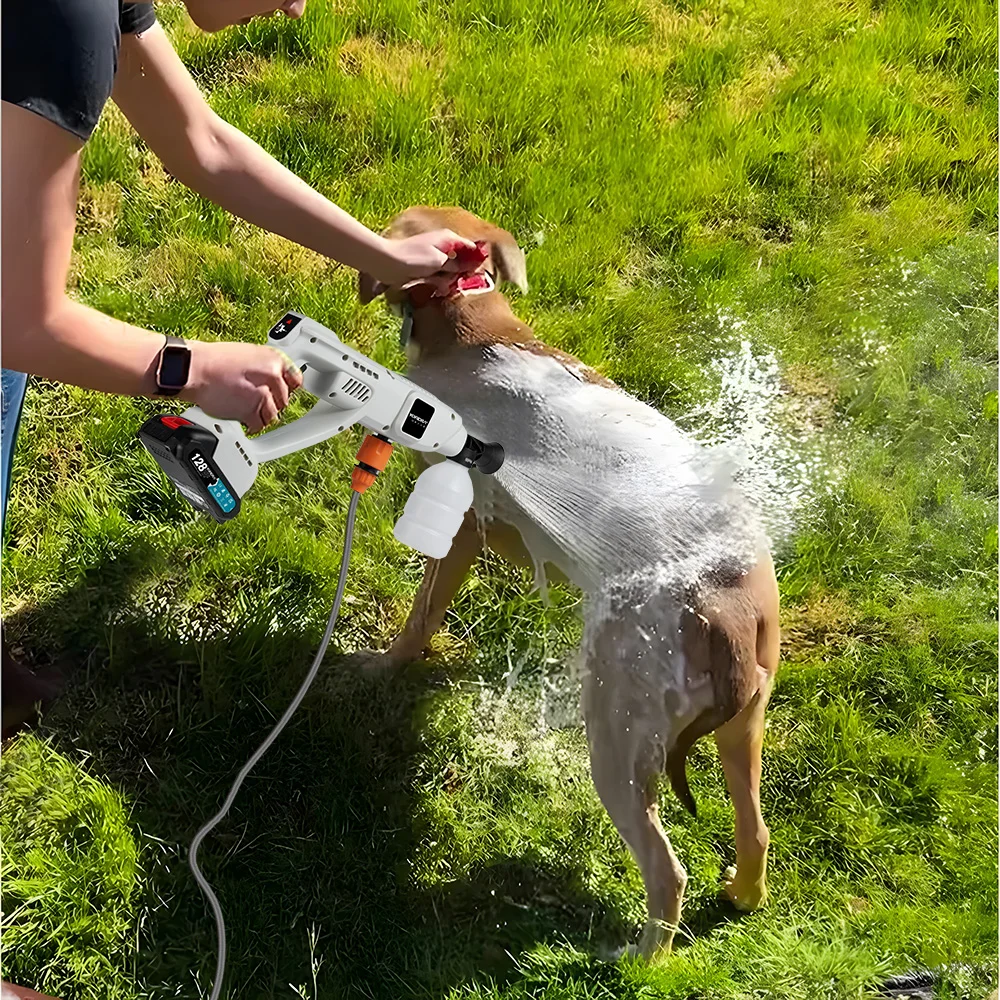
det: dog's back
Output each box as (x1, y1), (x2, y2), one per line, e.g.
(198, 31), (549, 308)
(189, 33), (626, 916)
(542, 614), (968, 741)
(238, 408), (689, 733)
(409, 340), (763, 593)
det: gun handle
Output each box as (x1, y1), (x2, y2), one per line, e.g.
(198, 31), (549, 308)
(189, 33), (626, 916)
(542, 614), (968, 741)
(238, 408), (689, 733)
(247, 402), (357, 464)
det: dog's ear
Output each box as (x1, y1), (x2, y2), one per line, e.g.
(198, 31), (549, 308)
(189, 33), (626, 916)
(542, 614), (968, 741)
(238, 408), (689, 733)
(358, 271), (386, 305)
(488, 229), (528, 294)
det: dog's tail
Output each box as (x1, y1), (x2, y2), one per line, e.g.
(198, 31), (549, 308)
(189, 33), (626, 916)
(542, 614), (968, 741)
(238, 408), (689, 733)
(666, 581), (768, 817)
(665, 708), (724, 817)
(666, 688), (763, 817)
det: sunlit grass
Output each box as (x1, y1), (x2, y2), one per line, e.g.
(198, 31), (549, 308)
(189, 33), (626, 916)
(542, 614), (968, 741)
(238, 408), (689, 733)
(1, 0), (996, 997)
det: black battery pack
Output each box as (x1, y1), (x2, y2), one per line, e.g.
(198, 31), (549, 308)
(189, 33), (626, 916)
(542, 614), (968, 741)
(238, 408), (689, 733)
(138, 414), (241, 522)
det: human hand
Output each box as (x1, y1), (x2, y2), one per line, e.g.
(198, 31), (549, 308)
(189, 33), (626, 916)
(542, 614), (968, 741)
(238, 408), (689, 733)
(372, 229), (481, 288)
(186, 0), (307, 31)
(183, 341), (303, 433)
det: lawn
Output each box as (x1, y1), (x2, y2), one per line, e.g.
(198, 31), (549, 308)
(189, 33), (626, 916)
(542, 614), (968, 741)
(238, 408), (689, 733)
(1, 0), (997, 998)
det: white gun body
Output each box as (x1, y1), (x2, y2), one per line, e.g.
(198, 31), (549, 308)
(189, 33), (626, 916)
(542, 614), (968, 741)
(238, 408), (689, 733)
(181, 313), (472, 498)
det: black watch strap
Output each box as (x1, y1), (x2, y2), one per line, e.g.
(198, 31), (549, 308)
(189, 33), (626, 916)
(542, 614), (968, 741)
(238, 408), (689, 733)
(156, 335), (192, 397)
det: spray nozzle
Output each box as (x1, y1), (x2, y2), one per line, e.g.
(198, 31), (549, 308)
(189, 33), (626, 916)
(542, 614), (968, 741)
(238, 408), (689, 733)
(448, 435), (505, 475)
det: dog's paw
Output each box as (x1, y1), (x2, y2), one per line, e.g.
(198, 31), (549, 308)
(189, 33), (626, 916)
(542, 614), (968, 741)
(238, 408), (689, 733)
(598, 925), (674, 965)
(345, 647), (427, 674)
(596, 941), (637, 963)
(722, 865), (768, 911)
(637, 918), (677, 963)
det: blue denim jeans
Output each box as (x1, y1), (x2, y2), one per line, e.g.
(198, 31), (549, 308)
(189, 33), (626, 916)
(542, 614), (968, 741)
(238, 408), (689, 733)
(1, 369), (28, 536)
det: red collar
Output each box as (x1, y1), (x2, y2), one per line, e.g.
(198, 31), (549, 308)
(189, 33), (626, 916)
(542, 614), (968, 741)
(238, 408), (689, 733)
(405, 268), (495, 308)
(402, 239), (494, 308)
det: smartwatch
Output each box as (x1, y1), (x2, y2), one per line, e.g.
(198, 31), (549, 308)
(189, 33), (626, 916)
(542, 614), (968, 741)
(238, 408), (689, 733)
(155, 335), (192, 397)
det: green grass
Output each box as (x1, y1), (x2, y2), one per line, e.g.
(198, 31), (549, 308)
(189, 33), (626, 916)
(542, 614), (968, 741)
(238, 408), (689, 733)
(1, 0), (997, 997)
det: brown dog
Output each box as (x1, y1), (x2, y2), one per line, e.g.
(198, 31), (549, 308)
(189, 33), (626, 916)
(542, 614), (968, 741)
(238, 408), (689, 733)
(359, 207), (781, 959)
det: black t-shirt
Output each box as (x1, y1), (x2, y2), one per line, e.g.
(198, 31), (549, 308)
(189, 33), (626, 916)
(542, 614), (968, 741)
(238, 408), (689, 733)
(2, 0), (157, 142)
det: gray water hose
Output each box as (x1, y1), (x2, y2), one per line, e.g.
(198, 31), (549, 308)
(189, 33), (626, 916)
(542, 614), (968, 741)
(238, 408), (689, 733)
(189, 491), (360, 1000)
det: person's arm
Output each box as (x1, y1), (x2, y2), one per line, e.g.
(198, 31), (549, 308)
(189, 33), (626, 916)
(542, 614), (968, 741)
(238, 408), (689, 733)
(112, 24), (470, 286)
(1, 102), (299, 432)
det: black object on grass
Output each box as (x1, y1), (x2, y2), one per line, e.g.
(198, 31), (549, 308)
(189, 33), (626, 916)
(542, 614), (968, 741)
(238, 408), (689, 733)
(875, 967), (937, 999)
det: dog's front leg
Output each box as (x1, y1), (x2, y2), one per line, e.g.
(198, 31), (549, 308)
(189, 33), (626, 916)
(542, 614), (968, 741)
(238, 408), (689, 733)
(375, 509), (484, 670)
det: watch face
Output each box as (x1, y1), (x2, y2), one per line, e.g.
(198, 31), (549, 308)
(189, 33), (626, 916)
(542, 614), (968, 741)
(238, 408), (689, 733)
(159, 345), (191, 390)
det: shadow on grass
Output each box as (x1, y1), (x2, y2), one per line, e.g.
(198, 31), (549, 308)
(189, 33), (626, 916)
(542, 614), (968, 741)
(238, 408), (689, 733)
(4, 546), (678, 1000)
(676, 895), (746, 948)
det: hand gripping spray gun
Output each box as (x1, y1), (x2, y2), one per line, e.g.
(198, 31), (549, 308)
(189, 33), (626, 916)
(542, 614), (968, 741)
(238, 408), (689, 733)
(138, 312), (503, 1000)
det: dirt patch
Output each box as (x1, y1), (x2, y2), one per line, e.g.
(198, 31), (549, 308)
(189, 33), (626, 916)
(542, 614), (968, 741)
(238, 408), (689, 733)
(337, 37), (442, 90)
(782, 363), (838, 430)
(722, 51), (796, 120)
(252, 231), (333, 280)
(78, 183), (123, 231)
(781, 590), (883, 660)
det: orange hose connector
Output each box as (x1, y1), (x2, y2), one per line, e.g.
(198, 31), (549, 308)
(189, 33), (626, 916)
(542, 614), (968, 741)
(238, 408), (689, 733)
(351, 434), (393, 493)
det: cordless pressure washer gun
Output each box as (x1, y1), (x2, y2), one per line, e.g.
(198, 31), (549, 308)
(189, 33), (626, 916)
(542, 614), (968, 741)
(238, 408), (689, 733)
(138, 301), (503, 560)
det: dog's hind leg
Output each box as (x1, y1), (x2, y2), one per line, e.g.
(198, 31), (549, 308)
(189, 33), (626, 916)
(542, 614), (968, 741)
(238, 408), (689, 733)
(713, 554), (780, 910)
(378, 509), (483, 668)
(585, 683), (686, 959)
(714, 685), (771, 910)
(589, 751), (686, 959)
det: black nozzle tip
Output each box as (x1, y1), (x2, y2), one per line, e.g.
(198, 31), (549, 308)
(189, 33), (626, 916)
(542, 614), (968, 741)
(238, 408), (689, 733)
(475, 441), (504, 475)
(450, 435), (505, 475)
